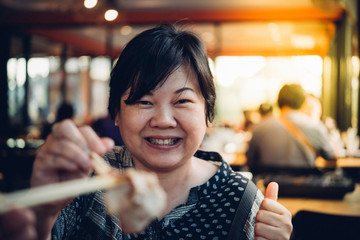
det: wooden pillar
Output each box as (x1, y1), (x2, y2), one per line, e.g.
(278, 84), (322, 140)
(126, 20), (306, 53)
(22, 34), (31, 127)
(0, 27), (11, 139)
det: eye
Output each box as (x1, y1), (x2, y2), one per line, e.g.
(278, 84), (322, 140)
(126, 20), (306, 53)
(136, 100), (152, 106)
(176, 99), (191, 104)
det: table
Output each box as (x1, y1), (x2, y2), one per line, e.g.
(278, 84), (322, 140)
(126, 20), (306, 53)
(278, 184), (360, 217)
(228, 153), (360, 216)
(229, 152), (360, 169)
(316, 157), (360, 168)
(228, 153), (360, 217)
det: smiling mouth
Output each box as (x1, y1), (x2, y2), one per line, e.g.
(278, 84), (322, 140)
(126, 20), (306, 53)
(146, 138), (180, 145)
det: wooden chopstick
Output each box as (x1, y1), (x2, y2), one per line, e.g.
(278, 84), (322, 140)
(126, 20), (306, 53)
(90, 152), (114, 175)
(0, 152), (127, 214)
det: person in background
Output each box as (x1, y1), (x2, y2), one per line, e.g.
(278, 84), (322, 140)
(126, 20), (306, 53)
(30, 24), (292, 240)
(246, 84), (336, 171)
(242, 109), (258, 132)
(300, 93), (322, 122)
(41, 101), (75, 139)
(54, 102), (74, 123)
(92, 113), (124, 146)
(258, 102), (273, 120)
(0, 206), (37, 240)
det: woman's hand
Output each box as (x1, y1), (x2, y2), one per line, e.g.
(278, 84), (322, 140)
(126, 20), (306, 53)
(31, 119), (114, 205)
(30, 119), (114, 239)
(0, 207), (37, 240)
(254, 182), (293, 240)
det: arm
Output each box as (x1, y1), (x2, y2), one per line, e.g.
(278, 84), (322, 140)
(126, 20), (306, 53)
(315, 123), (337, 161)
(30, 119), (114, 240)
(254, 182), (293, 240)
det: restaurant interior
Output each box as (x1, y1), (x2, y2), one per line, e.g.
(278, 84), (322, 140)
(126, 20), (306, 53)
(0, 0), (360, 237)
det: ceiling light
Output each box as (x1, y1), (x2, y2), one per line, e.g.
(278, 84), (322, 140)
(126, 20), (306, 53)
(84, 0), (98, 9)
(104, 9), (118, 21)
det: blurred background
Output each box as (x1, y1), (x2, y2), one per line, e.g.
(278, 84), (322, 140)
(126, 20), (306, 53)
(0, 0), (359, 190)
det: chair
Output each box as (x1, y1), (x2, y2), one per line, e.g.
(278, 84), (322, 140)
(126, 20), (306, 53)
(291, 210), (360, 240)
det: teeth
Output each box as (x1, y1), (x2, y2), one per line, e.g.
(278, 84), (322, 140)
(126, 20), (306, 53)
(148, 138), (177, 145)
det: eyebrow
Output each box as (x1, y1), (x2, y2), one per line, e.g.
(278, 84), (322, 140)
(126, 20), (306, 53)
(175, 87), (195, 94)
(145, 87), (195, 96)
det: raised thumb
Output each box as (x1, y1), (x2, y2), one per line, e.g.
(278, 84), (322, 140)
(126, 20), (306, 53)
(265, 182), (279, 201)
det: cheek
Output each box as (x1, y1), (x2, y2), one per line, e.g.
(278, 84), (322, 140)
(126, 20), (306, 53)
(118, 109), (145, 139)
(181, 109), (207, 136)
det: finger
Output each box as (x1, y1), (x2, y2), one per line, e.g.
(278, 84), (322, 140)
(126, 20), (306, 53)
(265, 182), (278, 201)
(254, 236), (267, 240)
(53, 120), (88, 151)
(101, 137), (115, 150)
(255, 221), (292, 240)
(260, 198), (291, 215)
(37, 138), (91, 171)
(256, 209), (284, 227)
(79, 126), (113, 155)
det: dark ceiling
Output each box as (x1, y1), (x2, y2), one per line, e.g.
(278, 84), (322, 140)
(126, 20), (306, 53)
(0, 0), (348, 58)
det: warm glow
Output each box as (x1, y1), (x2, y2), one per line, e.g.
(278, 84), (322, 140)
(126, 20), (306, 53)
(215, 55), (323, 124)
(352, 56), (359, 78)
(120, 25), (132, 35)
(90, 57), (111, 81)
(291, 35), (315, 49)
(268, 22), (281, 42)
(28, 58), (50, 79)
(104, 9), (118, 21)
(15, 58), (26, 87)
(215, 56), (266, 87)
(84, 0), (97, 9)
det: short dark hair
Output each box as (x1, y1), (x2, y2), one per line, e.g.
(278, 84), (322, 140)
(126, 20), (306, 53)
(56, 102), (74, 122)
(277, 84), (306, 109)
(108, 24), (216, 124)
(258, 102), (273, 116)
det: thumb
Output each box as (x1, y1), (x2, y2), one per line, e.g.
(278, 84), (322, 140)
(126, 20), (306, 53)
(265, 182), (279, 201)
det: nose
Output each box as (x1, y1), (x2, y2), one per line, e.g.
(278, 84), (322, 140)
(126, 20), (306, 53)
(149, 105), (177, 128)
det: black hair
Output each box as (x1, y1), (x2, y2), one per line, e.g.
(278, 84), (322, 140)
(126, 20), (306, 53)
(277, 84), (306, 109)
(108, 24), (216, 124)
(258, 102), (273, 116)
(56, 102), (74, 122)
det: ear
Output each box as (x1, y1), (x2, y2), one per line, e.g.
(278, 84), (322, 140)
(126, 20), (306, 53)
(114, 110), (120, 126)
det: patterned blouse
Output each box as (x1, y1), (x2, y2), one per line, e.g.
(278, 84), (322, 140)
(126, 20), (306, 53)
(52, 146), (263, 240)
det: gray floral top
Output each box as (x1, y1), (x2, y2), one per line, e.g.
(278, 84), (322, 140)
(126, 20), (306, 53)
(52, 146), (263, 240)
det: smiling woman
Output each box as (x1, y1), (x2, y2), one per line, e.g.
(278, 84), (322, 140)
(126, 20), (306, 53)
(115, 65), (207, 172)
(29, 23), (292, 240)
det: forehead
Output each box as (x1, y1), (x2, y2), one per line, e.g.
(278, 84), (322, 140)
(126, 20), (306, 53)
(152, 66), (203, 97)
(123, 65), (200, 97)
(162, 65), (198, 87)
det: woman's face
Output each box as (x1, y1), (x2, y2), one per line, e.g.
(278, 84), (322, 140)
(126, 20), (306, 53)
(116, 65), (207, 172)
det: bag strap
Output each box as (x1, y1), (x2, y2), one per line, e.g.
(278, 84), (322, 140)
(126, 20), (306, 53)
(228, 179), (258, 240)
(279, 115), (316, 157)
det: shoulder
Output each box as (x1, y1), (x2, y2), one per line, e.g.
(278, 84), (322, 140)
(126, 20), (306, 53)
(194, 149), (223, 163)
(252, 117), (282, 133)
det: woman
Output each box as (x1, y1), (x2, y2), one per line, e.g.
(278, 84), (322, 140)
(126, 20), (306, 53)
(31, 24), (292, 239)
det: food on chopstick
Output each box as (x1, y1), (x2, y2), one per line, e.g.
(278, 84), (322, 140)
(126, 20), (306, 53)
(0, 174), (125, 214)
(0, 151), (166, 235)
(90, 152), (167, 233)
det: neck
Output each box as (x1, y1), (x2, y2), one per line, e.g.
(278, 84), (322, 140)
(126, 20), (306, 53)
(280, 106), (297, 116)
(134, 156), (219, 218)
